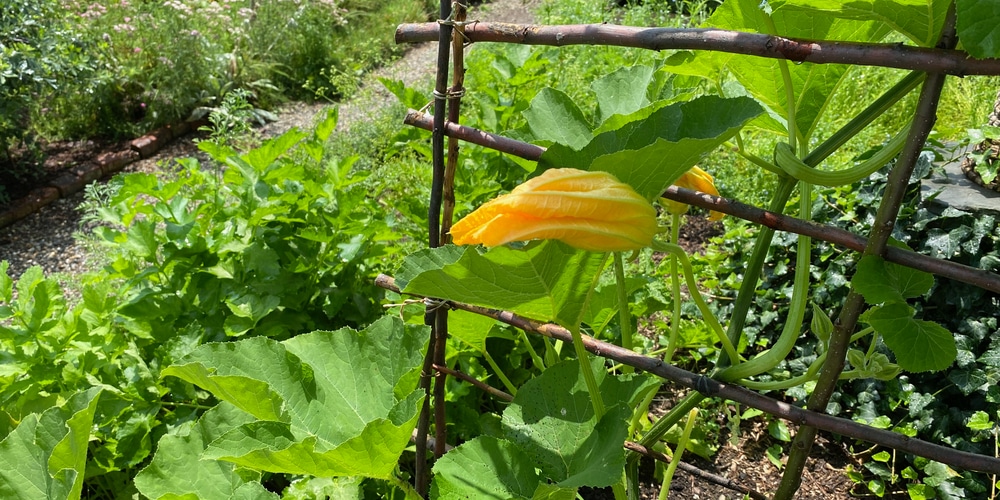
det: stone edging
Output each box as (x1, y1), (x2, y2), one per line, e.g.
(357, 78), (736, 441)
(0, 120), (204, 229)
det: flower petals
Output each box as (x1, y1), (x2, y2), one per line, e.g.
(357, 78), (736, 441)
(450, 168), (658, 252)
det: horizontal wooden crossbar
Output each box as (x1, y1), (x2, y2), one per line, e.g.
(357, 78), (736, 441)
(396, 22), (1000, 76)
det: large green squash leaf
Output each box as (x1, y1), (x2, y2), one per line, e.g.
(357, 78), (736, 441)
(956, 0), (1000, 58)
(781, 0), (949, 47)
(523, 88), (593, 150)
(539, 95), (762, 200)
(134, 403), (276, 500)
(0, 388), (101, 500)
(402, 241), (607, 330)
(665, 0), (890, 144)
(501, 360), (658, 488)
(430, 436), (559, 499)
(161, 316), (427, 479)
(590, 65), (655, 127)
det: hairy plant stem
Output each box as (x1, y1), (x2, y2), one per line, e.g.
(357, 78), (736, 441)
(482, 350), (518, 396)
(716, 68), (924, 371)
(651, 241), (739, 365)
(664, 213), (682, 364)
(760, 10), (798, 153)
(717, 182), (812, 382)
(774, 6), (957, 498)
(614, 252), (635, 374)
(659, 409), (699, 500)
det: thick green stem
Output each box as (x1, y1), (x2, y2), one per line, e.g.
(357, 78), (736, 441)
(635, 391), (706, 453)
(651, 241), (739, 366)
(482, 350), (518, 397)
(717, 182), (812, 382)
(775, 6), (956, 497)
(659, 409), (699, 500)
(614, 252), (635, 374)
(664, 213), (683, 364)
(716, 176), (797, 368)
(570, 326), (606, 418)
(520, 330), (546, 371)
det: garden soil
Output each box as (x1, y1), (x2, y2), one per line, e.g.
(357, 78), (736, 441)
(0, 0), (866, 498)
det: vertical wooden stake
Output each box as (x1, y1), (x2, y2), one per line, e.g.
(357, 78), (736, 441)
(416, 0), (453, 495)
(432, 1), (467, 460)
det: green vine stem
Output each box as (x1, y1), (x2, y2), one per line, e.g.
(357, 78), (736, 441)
(664, 213), (683, 364)
(650, 241), (740, 366)
(520, 330), (547, 371)
(717, 182), (812, 382)
(716, 69), (924, 371)
(614, 252), (635, 374)
(571, 325), (607, 419)
(658, 408), (699, 500)
(738, 327), (873, 391)
(482, 350), (518, 397)
(390, 474), (424, 500)
(774, 5), (957, 498)
(715, 176), (796, 369)
(760, 8), (798, 153)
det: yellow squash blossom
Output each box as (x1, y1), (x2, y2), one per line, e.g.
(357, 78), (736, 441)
(661, 166), (724, 221)
(450, 168), (658, 252)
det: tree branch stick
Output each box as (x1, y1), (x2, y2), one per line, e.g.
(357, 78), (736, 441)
(395, 22), (1000, 75)
(433, 363), (513, 402)
(623, 441), (768, 500)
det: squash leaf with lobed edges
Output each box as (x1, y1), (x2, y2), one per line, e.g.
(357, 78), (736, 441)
(401, 241), (607, 331)
(159, 316), (427, 480)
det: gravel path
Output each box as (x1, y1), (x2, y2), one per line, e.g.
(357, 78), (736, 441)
(0, 0), (539, 281)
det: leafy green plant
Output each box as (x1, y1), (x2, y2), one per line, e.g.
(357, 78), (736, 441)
(89, 110), (388, 341)
(194, 88), (276, 149)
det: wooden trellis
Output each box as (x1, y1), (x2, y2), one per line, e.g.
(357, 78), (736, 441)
(387, 2), (1000, 498)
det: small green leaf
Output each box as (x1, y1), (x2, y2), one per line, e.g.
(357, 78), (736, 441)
(872, 450), (891, 462)
(853, 255), (934, 304)
(868, 478), (885, 497)
(765, 444), (784, 470)
(870, 416), (892, 429)
(402, 241), (606, 330)
(810, 303), (833, 345)
(906, 483), (934, 500)
(967, 410), (994, 431)
(523, 88), (592, 150)
(768, 419), (791, 442)
(866, 303), (957, 372)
